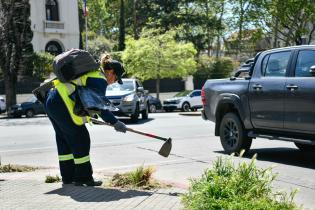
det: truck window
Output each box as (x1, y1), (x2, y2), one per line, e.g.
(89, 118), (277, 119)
(263, 51), (290, 77)
(295, 50), (315, 77)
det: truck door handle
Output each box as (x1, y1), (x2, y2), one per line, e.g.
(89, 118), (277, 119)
(252, 84), (262, 90)
(286, 84), (298, 91)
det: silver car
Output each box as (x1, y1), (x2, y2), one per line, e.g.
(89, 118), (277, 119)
(106, 79), (149, 122)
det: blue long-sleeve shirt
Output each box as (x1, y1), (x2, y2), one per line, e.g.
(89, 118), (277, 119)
(86, 77), (118, 125)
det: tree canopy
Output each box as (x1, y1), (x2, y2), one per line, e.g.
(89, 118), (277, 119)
(122, 30), (197, 98)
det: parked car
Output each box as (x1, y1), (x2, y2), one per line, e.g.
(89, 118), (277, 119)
(147, 95), (162, 113)
(106, 78), (149, 122)
(8, 96), (46, 118)
(202, 45), (315, 154)
(163, 90), (202, 112)
(0, 96), (5, 114)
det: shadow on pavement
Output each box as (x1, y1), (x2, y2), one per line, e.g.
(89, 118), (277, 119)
(45, 186), (153, 202)
(216, 147), (315, 169)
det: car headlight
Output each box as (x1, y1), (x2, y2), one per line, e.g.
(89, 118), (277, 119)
(123, 94), (135, 102)
(17, 107), (22, 110)
(173, 99), (181, 104)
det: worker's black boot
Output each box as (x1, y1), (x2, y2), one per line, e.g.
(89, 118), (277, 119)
(75, 178), (103, 187)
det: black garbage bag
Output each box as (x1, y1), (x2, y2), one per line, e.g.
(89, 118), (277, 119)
(71, 86), (117, 117)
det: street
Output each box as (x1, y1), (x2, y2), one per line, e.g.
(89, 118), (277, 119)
(1, 112), (315, 209)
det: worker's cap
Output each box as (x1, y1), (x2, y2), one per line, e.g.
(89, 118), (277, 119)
(103, 60), (125, 84)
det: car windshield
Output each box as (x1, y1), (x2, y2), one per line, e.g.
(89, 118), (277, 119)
(27, 96), (37, 103)
(107, 81), (135, 91)
(174, 90), (192, 97)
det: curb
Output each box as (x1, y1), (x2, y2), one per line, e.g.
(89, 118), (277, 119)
(178, 112), (201, 116)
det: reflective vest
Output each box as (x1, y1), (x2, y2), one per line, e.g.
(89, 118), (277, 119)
(53, 70), (105, 125)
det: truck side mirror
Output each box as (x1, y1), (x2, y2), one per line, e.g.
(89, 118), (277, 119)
(137, 87), (144, 92)
(309, 65), (315, 73)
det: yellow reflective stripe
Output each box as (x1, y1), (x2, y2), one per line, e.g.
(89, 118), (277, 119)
(54, 69), (104, 125)
(58, 154), (74, 161)
(74, 155), (90, 164)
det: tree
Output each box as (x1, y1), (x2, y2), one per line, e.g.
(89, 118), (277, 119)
(0, 0), (33, 109)
(260, 0), (315, 46)
(229, 0), (258, 55)
(122, 30), (197, 99)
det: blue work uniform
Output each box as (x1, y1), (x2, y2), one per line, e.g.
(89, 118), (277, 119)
(44, 76), (117, 183)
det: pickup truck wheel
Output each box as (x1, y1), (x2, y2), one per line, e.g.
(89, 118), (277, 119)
(294, 143), (315, 152)
(26, 109), (35, 118)
(141, 105), (149, 119)
(149, 104), (157, 113)
(219, 113), (252, 154)
(130, 104), (140, 122)
(181, 102), (190, 112)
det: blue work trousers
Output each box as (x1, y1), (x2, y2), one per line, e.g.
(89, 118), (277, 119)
(44, 89), (93, 183)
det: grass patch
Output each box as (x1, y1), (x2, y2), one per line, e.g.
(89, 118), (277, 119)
(45, 175), (61, 183)
(0, 164), (37, 173)
(109, 165), (167, 190)
(182, 153), (300, 210)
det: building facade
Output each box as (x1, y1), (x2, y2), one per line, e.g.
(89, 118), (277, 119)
(29, 0), (80, 55)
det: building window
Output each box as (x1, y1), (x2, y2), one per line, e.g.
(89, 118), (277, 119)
(46, 0), (59, 21)
(45, 41), (63, 56)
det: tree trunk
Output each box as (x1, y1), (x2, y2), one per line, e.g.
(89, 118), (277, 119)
(237, 0), (244, 57)
(216, 1), (225, 58)
(133, 0), (138, 39)
(118, 0), (125, 51)
(273, 18), (279, 48)
(4, 74), (17, 110)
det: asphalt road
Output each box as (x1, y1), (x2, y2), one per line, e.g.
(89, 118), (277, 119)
(1, 112), (315, 208)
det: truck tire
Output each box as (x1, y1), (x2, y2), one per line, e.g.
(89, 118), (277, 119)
(141, 104), (148, 119)
(181, 102), (190, 112)
(294, 142), (315, 152)
(149, 104), (157, 113)
(130, 103), (140, 122)
(219, 112), (252, 154)
(26, 109), (35, 118)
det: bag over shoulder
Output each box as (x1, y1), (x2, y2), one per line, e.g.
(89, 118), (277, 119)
(53, 49), (99, 83)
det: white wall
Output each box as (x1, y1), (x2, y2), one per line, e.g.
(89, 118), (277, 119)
(29, 0), (80, 53)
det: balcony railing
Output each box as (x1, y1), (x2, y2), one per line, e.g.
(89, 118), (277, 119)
(43, 20), (64, 33)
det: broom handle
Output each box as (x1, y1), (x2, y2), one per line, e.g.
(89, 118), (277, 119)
(91, 118), (169, 142)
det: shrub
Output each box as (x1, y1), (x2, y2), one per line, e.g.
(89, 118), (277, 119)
(182, 154), (299, 210)
(193, 56), (236, 88)
(45, 175), (61, 183)
(32, 52), (54, 80)
(109, 166), (162, 189)
(0, 164), (37, 173)
(88, 36), (114, 60)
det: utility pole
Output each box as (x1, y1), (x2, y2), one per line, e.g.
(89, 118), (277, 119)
(83, 0), (88, 50)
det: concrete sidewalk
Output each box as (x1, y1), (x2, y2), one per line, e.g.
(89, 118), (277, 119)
(0, 169), (185, 210)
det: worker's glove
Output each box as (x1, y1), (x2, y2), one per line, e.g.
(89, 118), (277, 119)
(113, 120), (127, 133)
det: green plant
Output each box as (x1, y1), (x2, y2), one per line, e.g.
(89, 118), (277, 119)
(88, 35), (114, 60)
(45, 175), (61, 183)
(109, 166), (162, 189)
(0, 164), (37, 173)
(182, 154), (300, 210)
(32, 52), (54, 80)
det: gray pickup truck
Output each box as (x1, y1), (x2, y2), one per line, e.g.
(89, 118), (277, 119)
(202, 45), (315, 153)
(106, 78), (149, 122)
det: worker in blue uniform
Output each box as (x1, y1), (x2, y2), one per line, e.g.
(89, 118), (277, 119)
(44, 53), (127, 186)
